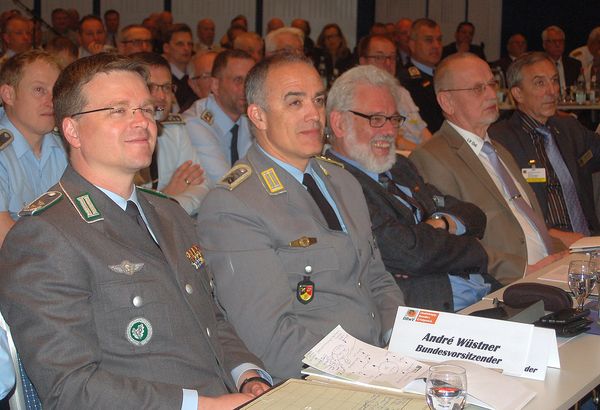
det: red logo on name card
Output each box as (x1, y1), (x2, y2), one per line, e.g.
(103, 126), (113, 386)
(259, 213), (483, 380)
(416, 311), (439, 324)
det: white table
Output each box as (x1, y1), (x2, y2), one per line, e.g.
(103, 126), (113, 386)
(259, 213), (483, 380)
(461, 253), (599, 410)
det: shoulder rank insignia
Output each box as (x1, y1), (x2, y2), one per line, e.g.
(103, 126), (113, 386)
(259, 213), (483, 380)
(260, 167), (285, 195)
(314, 155), (344, 168)
(137, 186), (170, 199)
(218, 164), (252, 190)
(572, 50), (582, 57)
(200, 109), (214, 125)
(0, 129), (14, 151)
(408, 66), (421, 79)
(18, 191), (63, 217)
(161, 113), (185, 125)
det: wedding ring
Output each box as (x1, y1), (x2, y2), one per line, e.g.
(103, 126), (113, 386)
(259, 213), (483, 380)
(185, 178), (191, 185)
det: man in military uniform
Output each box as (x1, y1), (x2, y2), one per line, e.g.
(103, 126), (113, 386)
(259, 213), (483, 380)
(0, 49), (66, 246)
(0, 53), (271, 409)
(183, 49), (255, 185)
(399, 18), (444, 133)
(0, 15), (33, 67)
(197, 54), (405, 382)
(132, 52), (209, 215)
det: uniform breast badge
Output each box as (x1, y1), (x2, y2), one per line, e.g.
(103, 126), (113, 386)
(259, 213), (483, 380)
(260, 167), (285, 194)
(297, 276), (315, 304)
(186, 244), (205, 269)
(289, 236), (317, 248)
(126, 317), (153, 346)
(108, 260), (144, 275)
(408, 66), (421, 79)
(18, 191), (63, 217)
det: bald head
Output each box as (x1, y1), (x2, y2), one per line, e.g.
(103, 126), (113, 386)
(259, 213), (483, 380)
(188, 51), (217, 99)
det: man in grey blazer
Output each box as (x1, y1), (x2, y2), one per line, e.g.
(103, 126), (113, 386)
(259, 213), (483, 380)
(197, 54), (405, 382)
(0, 54), (270, 409)
(410, 53), (565, 286)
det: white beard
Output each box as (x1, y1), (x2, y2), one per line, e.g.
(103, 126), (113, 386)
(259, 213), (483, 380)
(345, 126), (396, 174)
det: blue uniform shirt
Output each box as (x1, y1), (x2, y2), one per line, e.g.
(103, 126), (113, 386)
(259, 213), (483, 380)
(0, 108), (67, 220)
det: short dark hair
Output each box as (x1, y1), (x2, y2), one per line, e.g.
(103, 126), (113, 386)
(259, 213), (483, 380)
(130, 51), (170, 72)
(211, 49), (253, 78)
(104, 9), (119, 19)
(456, 21), (474, 33)
(164, 23), (192, 44)
(410, 18), (438, 40)
(357, 34), (394, 58)
(78, 15), (103, 33)
(245, 52), (314, 110)
(53, 53), (148, 135)
(51, 8), (67, 18)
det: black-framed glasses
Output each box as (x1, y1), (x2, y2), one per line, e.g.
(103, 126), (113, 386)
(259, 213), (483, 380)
(439, 80), (499, 97)
(148, 83), (177, 94)
(70, 106), (163, 119)
(121, 39), (153, 47)
(348, 110), (405, 128)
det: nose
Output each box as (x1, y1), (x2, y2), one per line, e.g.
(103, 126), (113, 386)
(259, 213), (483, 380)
(305, 100), (322, 122)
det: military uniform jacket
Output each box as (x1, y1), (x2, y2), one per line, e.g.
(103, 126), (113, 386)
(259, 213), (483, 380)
(398, 63), (444, 133)
(489, 112), (600, 234)
(0, 166), (262, 409)
(410, 122), (565, 285)
(326, 151), (488, 312)
(197, 144), (405, 381)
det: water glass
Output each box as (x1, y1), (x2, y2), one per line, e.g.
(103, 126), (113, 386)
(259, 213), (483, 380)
(426, 364), (467, 410)
(568, 260), (597, 311)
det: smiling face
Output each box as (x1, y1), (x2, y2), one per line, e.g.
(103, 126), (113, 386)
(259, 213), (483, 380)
(248, 62), (326, 171)
(1, 58), (60, 142)
(511, 59), (559, 124)
(63, 70), (157, 188)
(79, 18), (106, 53)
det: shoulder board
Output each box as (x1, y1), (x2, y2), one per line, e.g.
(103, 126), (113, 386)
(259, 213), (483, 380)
(161, 114), (185, 125)
(314, 155), (344, 168)
(218, 164), (252, 190)
(18, 191), (62, 217)
(0, 129), (14, 151)
(571, 50), (582, 57)
(200, 109), (214, 125)
(408, 66), (421, 79)
(137, 186), (170, 199)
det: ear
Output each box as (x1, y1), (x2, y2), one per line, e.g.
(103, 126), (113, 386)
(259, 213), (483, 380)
(62, 117), (82, 149)
(408, 39), (416, 54)
(210, 77), (219, 96)
(329, 111), (348, 140)
(436, 91), (454, 116)
(0, 84), (16, 107)
(510, 86), (523, 104)
(247, 103), (267, 130)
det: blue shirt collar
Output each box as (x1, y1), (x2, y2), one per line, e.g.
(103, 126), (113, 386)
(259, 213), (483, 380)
(207, 94), (239, 132)
(96, 185), (140, 212)
(257, 144), (313, 184)
(0, 107), (62, 160)
(411, 59), (435, 76)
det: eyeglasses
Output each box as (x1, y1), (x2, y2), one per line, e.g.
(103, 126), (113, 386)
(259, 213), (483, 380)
(366, 54), (396, 63)
(190, 73), (212, 81)
(439, 80), (499, 97)
(121, 39), (153, 47)
(70, 105), (163, 119)
(148, 83), (177, 94)
(348, 110), (405, 128)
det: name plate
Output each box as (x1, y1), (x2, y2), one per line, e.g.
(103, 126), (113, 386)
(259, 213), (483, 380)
(388, 307), (559, 380)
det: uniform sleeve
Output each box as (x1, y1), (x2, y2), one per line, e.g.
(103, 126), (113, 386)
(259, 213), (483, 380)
(0, 218), (183, 410)
(185, 118), (231, 185)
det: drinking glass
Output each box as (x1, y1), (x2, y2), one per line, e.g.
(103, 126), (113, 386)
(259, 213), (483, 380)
(568, 260), (597, 311)
(426, 364), (467, 410)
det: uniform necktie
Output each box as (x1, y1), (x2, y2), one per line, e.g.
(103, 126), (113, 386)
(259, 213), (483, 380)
(126, 200), (158, 245)
(536, 126), (590, 235)
(302, 173), (342, 231)
(230, 123), (239, 165)
(378, 173), (424, 221)
(481, 141), (554, 251)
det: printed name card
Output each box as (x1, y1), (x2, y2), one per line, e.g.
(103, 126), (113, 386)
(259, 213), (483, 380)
(388, 307), (559, 380)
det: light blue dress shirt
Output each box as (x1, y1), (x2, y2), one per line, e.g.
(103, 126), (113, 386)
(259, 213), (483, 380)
(0, 108), (67, 220)
(183, 96), (253, 185)
(411, 59), (435, 77)
(0, 326), (15, 400)
(97, 185), (271, 410)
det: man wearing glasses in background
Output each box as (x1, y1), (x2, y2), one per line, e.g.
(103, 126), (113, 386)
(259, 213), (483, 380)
(117, 24), (153, 56)
(0, 53), (271, 409)
(410, 53), (566, 286)
(325, 65), (491, 312)
(181, 51), (217, 112)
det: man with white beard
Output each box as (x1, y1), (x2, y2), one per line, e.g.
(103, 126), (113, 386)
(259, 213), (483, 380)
(325, 65), (494, 311)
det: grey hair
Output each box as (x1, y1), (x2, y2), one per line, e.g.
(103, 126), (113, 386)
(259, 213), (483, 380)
(541, 25), (565, 41)
(326, 65), (403, 140)
(264, 27), (304, 54)
(506, 51), (555, 89)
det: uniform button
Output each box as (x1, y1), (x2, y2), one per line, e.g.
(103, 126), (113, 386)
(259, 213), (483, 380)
(305, 265), (312, 273)
(185, 284), (193, 294)
(371, 312), (375, 319)
(358, 281), (362, 288)
(210, 279), (215, 289)
(206, 328), (211, 337)
(132, 296), (142, 307)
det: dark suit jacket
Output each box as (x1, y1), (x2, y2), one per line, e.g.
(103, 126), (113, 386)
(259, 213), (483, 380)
(562, 56), (583, 88)
(410, 121), (566, 285)
(172, 73), (197, 112)
(326, 151), (488, 312)
(399, 63), (444, 132)
(442, 42), (486, 61)
(490, 56), (515, 77)
(489, 111), (600, 233)
(0, 166), (262, 409)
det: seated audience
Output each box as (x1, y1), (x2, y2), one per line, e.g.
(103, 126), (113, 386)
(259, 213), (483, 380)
(442, 21), (486, 61)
